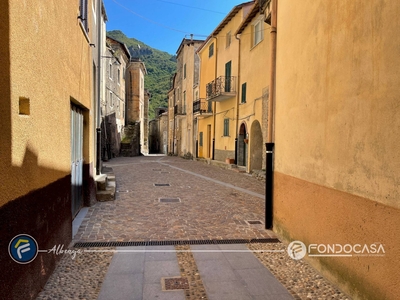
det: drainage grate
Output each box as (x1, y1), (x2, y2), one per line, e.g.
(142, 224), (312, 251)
(246, 220), (263, 225)
(162, 277), (189, 291)
(73, 238), (280, 248)
(152, 169), (162, 171)
(154, 183), (170, 187)
(159, 198), (180, 203)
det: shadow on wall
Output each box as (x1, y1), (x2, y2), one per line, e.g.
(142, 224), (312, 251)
(0, 4), (72, 298)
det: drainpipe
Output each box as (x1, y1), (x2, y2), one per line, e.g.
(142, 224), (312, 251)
(96, 0), (102, 175)
(265, 0), (277, 229)
(234, 33), (241, 165)
(212, 36), (217, 160)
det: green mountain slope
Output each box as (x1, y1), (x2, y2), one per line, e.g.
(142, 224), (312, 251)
(107, 30), (176, 120)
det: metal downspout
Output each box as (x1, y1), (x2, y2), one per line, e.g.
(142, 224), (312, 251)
(266, 0), (277, 229)
(212, 36), (218, 161)
(235, 33), (241, 165)
(96, 0), (102, 175)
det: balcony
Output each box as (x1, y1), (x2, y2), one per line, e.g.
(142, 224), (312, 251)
(174, 104), (186, 115)
(193, 98), (212, 117)
(206, 76), (236, 102)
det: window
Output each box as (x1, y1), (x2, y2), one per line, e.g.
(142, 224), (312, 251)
(223, 118), (229, 136)
(118, 69), (120, 84)
(226, 31), (231, 48)
(183, 63), (186, 79)
(79, 0), (88, 32)
(209, 42), (214, 58)
(253, 19), (264, 47)
(199, 132), (203, 146)
(183, 91), (186, 114)
(241, 82), (247, 103)
(109, 63), (112, 80)
(109, 91), (113, 107)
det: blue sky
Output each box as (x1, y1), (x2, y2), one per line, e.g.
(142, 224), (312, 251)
(103, 0), (250, 55)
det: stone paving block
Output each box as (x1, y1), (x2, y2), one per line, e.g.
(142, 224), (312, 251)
(195, 259), (237, 282)
(98, 273), (143, 300)
(107, 252), (145, 275)
(235, 268), (290, 296)
(144, 260), (181, 284)
(143, 283), (185, 300)
(191, 244), (224, 261)
(224, 251), (265, 270)
(145, 245), (177, 261)
(202, 280), (252, 300)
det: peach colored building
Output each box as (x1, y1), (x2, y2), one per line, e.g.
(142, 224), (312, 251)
(0, 0), (105, 298)
(260, 0), (400, 299)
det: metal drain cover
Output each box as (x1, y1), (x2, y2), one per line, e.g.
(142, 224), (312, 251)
(152, 169), (162, 171)
(154, 183), (170, 187)
(246, 220), (263, 225)
(159, 198), (181, 203)
(162, 277), (189, 291)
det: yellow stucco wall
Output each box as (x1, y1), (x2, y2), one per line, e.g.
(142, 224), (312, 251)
(275, 0), (400, 209)
(213, 11), (244, 159)
(273, 1), (400, 298)
(238, 13), (270, 171)
(1, 0), (94, 206)
(197, 39), (216, 158)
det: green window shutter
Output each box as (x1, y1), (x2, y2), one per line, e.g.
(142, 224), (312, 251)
(224, 119), (229, 136)
(241, 82), (247, 103)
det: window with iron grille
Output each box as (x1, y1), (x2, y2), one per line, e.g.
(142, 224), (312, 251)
(223, 118), (229, 136)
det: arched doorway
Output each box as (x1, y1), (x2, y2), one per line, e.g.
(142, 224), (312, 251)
(238, 123), (247, 166)
(250, 120), (263, 171)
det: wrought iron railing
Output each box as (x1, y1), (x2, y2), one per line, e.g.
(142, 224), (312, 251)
(206, 76), (236, 100)
(193, 98), (212, 114)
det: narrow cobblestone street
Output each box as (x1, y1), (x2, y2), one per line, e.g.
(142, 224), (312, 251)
(37, 156), (351, 300)
(74, 156), (274, 242)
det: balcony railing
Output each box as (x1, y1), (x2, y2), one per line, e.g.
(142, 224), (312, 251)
(206, 76), (236, 102)
(193, 98), (212, 115)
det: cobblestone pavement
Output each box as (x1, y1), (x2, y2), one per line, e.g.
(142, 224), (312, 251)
(37, 156), (351, 299)
(74, 156), (275, 242)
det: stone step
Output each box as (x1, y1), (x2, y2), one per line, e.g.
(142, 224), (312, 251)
(95, 174), (108, 191)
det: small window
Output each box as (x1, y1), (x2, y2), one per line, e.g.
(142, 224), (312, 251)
(183, 91), (186, 114)
(118, 69), (120, 84)
(183, 63), (186, 79)
(209, 42), (214, 58)
(226, 31), (231, 48)
(223, 118), (229, 136)
(199, 132), (203, 146)
(109, 63), (112, 79)
(241, 82), (247, 103)
(253, 19), (264, 47)
(109, 91), (113, 107)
